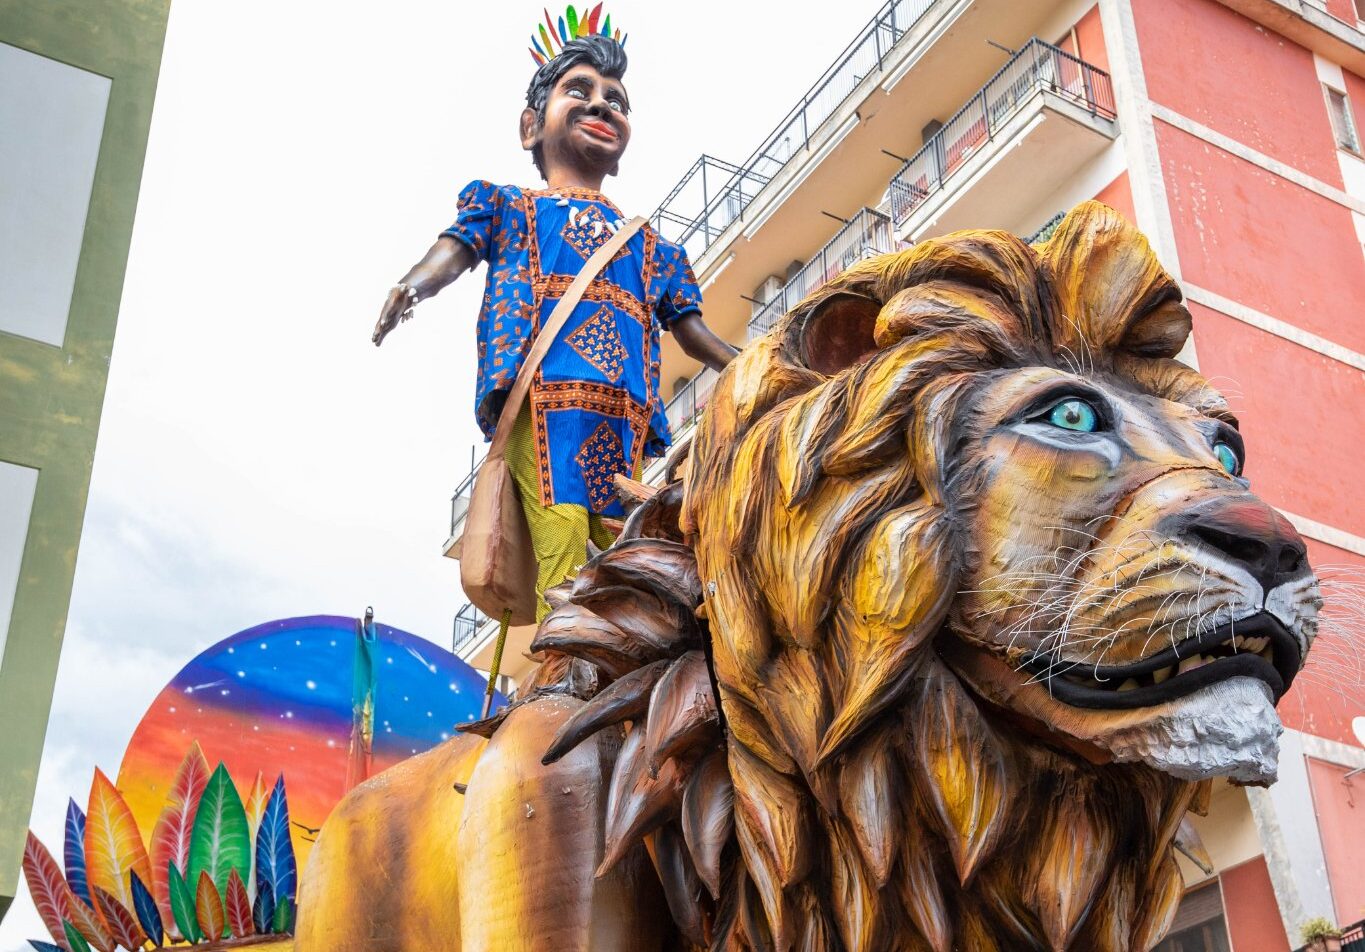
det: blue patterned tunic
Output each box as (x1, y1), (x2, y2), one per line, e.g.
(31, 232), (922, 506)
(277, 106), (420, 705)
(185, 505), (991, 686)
(442, 181), (703, 516)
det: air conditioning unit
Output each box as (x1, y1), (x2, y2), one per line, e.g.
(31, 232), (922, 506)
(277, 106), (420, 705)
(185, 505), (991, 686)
(751, 275), (784, 317)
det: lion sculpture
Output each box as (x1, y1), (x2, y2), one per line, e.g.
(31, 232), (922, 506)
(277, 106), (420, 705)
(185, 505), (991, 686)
(294, 202), (1319, 952)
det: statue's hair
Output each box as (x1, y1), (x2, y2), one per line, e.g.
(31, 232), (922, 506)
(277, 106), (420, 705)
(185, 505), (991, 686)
(523, 203), (1217, 951)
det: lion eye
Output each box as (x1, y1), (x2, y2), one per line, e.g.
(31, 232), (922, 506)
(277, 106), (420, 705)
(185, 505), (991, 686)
(1045, 398), (1099, 432)
(1213, 442), (1240, 475)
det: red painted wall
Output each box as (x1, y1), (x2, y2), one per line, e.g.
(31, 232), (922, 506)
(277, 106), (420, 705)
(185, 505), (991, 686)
(1306, 757), (1365, 925)
(1136, 0), (1365, 751)
(1185, 303), (1365, 537)
(1093, 170), (1136, 223)
(1220, 857), (1291, 952)
(1281, 537), (1365, 746)
(1132, 0), (1344, 187)
(1325, 0), (1360, 29)
(1157, 122), (1365, 354)
(1073, 4), (1111, 76)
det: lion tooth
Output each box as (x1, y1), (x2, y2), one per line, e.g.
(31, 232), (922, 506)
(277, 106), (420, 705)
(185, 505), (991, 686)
(1259, 646), (1274, 661)
(1153, 666), (1173, 684)
(1178, 655), (1205, 674)
(1118, 678), (1139, 692)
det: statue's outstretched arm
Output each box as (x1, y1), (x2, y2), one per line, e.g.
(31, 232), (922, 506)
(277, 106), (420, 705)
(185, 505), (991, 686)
(372, 235), (478, 346)
(670, 312), (737, 372)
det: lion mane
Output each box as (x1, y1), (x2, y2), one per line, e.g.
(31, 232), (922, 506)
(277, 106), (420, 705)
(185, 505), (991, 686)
(516, 202), (1223, 952)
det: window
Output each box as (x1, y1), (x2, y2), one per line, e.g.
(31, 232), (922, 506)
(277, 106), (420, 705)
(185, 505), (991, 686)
(1356, 0), (1365, 23)
(1324, 85), (1361, 154)
(1152, 882), (1232, 952)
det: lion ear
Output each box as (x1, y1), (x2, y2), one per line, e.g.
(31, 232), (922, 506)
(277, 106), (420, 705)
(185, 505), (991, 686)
(1120, 294), (1192, 359)
(799, 292), (882, 376)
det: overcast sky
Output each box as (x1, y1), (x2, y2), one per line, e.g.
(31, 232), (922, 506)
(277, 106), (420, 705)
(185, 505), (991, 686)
(2, 0), (864, 945)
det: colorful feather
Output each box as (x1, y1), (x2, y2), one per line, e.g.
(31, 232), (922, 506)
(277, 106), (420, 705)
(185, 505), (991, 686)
(544, 11), (560, 52)
(586, 3), (602, 34)
(254, 776), (297, 906)
(27, 941), (63, 952)
(186, 763), (250, 901)
(21, 832), (77, 947)
(252, 884), (275, 936)
(195, 871), (225, 942)
(168, 742), (212, 811)
(63, 801), (90, 906)
(167, 865), (201, 944)
(565, 4), (578, 38)
(225, 870), (253, 939)
(602, 13), (611, 36)
(83, 769), (152, 917)
(148, 804), (190, 941)
(129, 871), (163, 947)
(149, 743), (208, 939)
(64, 894), (113, 952)
(62, 921), (91, 952)
(271, 896), (295, 935)
(92, 886), (145, 951)
(530, 48), (546, 66)
(557, 15), (567, 43)
(242, 771), (267, 899)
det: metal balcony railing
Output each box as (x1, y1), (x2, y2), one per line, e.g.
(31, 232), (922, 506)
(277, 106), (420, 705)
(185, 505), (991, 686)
(650, 0), (943, 260)
(661, 206), (900, 437)
(888, 38), (1117, 226)
(747, 207), (899, 339)
(1025, 210), (1066, 244)
(448, 447), (482, 539)
(452, 601), (489, 656)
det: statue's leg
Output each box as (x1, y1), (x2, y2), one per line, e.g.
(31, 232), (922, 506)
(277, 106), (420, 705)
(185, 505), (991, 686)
(456, 693), (671, 952)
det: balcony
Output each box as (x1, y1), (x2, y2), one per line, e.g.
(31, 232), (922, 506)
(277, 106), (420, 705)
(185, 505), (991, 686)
(649, 0), (943, 263)
(452, 601), (489, 656)
(888, 38), (1118, 240)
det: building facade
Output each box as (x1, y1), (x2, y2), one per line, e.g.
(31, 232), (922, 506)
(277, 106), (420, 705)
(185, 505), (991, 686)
(447, 0), (1365, 946)
(0, 0), (171, 923)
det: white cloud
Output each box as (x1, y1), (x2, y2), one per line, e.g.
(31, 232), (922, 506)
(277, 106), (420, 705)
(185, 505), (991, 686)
(2, 0), (857, 946)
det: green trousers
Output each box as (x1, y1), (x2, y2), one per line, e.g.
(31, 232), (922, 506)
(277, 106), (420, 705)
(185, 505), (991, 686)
(505, 408), (616, 622)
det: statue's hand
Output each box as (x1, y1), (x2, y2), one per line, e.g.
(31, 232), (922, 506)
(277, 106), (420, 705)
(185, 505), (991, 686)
(373, 285), (416, 347)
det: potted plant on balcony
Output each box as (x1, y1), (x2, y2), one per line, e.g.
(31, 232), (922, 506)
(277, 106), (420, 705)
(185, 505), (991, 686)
(1300, 917), (1344, 952)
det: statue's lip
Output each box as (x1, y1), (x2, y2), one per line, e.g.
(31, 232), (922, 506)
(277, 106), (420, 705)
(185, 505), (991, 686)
(1017, 612), (1301, 709)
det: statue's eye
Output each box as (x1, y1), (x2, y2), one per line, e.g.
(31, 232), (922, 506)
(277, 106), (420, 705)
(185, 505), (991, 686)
(1213, 441), (1240, 475)
(1045, 398), (1100, 432)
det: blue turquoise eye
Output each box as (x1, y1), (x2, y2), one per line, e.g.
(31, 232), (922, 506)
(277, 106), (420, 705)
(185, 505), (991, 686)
(1214, 442), (1240, 475)
(1046, 398), (1099, 432)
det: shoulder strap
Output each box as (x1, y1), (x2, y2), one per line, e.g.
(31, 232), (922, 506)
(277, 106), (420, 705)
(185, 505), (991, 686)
(486, 215), (647, 460)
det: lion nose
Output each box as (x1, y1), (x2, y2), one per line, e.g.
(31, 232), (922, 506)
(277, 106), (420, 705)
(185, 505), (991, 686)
(1181, 497), (1309, 593)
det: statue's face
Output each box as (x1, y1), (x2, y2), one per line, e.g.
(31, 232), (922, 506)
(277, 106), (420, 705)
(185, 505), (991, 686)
(947, 366), (1319, 783)
(529, 63), (631, 178)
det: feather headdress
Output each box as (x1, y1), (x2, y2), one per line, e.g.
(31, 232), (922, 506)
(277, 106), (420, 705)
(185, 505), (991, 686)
(529, 4), (626, 66)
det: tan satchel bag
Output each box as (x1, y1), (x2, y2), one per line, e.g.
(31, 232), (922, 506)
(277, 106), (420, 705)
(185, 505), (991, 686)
(457, 215), (646, 627)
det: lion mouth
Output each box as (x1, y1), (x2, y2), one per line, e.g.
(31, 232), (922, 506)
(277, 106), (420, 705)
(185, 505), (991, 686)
(1018, 612), (1301, 709)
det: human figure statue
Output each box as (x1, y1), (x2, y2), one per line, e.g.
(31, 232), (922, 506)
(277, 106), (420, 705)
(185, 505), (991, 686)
(372, 8), (735, 621)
